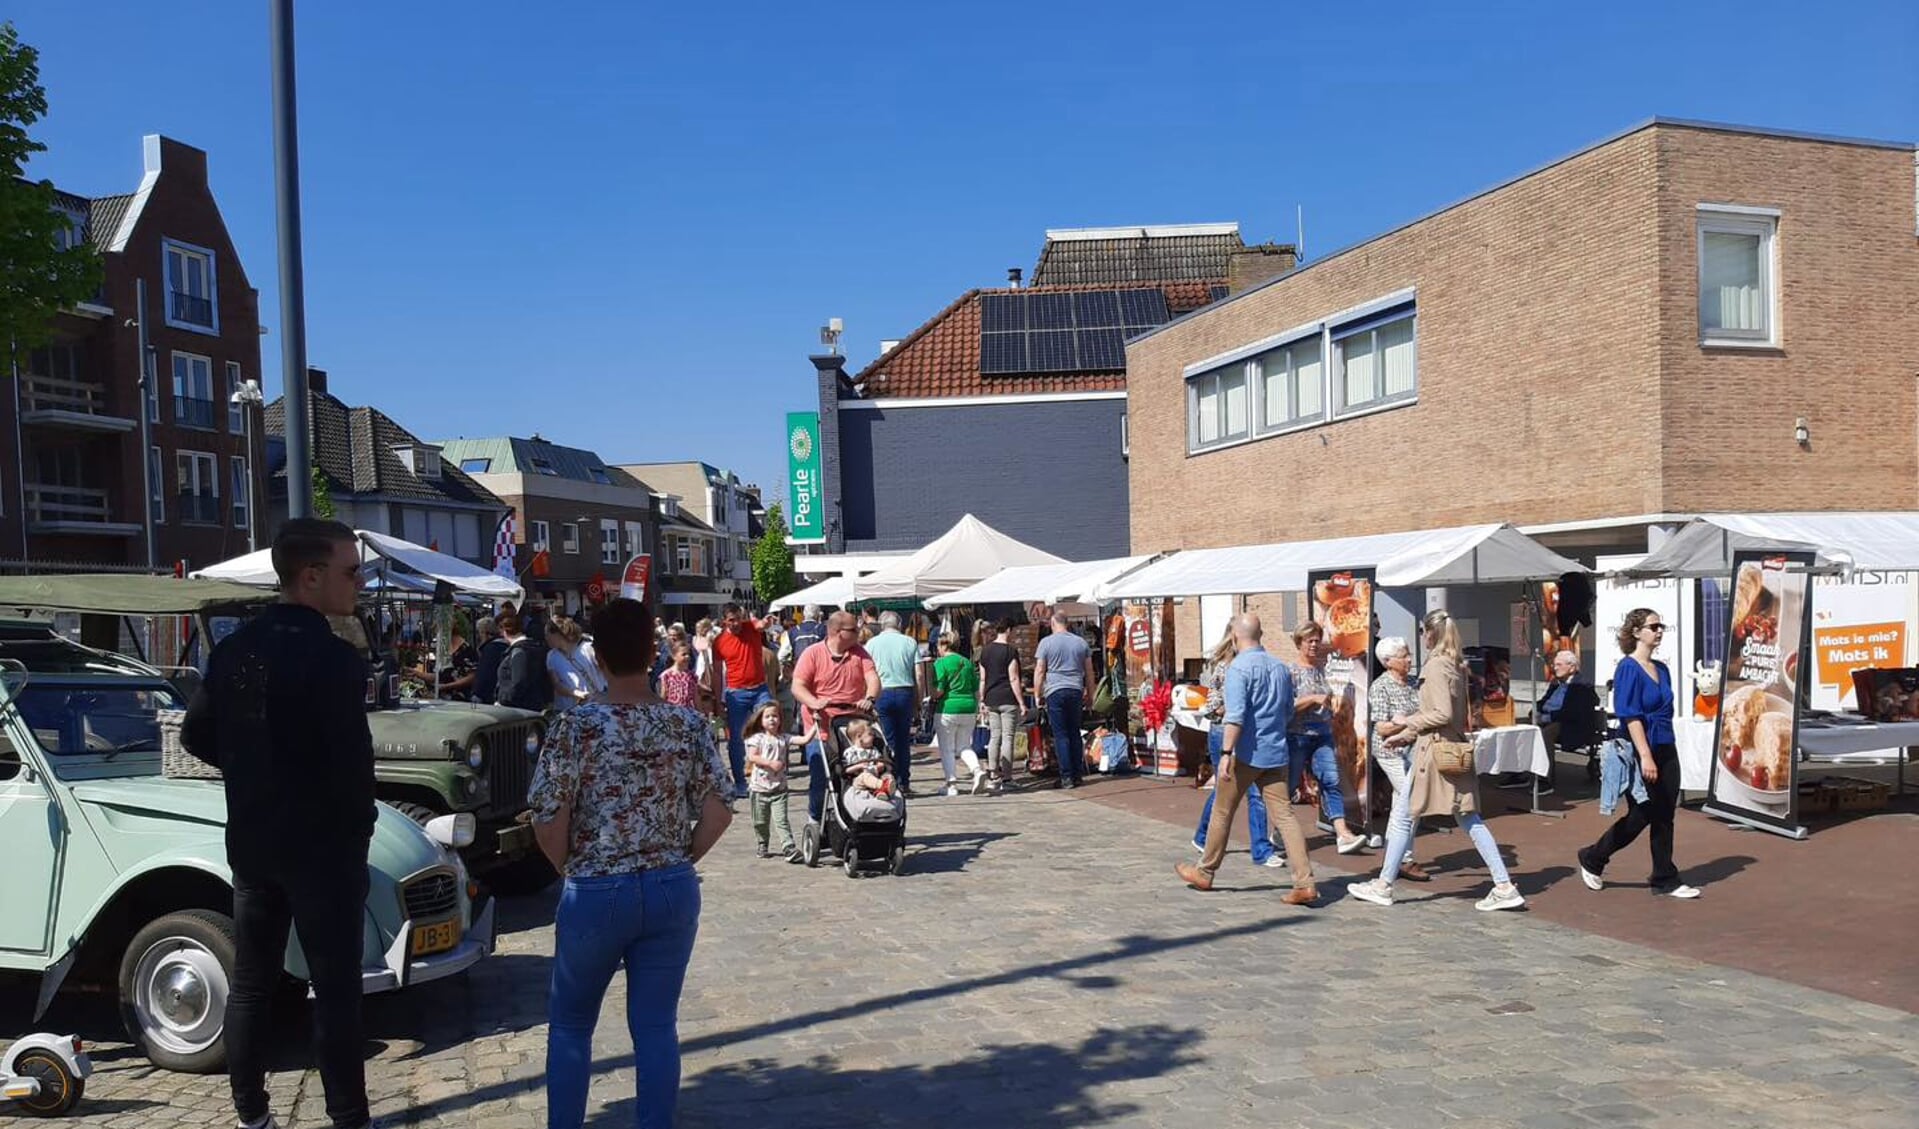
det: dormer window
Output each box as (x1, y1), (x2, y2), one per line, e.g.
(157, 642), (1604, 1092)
(530, 456), (558, 476)
(391, 443), (442, 480)
(589, 467), (612, 485)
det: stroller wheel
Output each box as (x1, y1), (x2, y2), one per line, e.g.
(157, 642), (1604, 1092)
(889, 845), (906, 875)
(844, 848), (859, 877)
(801, 823), (820, 868)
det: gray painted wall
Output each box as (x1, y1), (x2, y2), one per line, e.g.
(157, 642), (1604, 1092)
(834, 398), (1130, 559)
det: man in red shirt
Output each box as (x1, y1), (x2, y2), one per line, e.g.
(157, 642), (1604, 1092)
(712, 602), (775, 799)
(791, 610), (880, 825)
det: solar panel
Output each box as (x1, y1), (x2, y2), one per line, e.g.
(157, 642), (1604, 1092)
(1075, 328), (1126, 369)
(1118, 288), (1170, 327)
(979, 332), (1027, 374)
(979, 293), (1026, 333)
(1028, 330), (1078, 372)
(1027, 292), (1074, 330)
(1072, 290), (1121, 327)
(1209, 284), (1230, 303)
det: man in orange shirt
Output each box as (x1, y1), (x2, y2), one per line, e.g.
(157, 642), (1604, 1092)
(712, 602), (773, 799)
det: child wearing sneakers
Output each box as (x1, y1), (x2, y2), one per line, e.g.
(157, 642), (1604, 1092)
(745, 702), (808, 860)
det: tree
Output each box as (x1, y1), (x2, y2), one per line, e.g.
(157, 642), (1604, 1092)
(0, 23), (103, 367)
(750, 503), (797, 605)
(311, 466), (336, 519)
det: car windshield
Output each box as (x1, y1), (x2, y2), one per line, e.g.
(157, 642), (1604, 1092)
(7, 679), (185, 757)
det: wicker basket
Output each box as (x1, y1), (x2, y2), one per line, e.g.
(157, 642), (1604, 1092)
(158, 709), (221, 780)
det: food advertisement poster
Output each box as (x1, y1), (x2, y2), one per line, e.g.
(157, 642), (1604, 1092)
(1308, 568), (1375, 811)
(1707, 551), (1815, 831)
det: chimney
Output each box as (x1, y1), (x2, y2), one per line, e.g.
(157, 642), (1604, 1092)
(1007, 267), (1022, 288)
(879, 339), (900, 355)
(1227, 243), (1299, 294)
(307, 367), (328, 395)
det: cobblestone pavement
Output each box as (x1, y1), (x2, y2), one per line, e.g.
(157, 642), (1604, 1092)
(11, 781), (1917, 1127)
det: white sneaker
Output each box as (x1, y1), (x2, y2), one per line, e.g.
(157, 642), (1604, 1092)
(971, 772), (988, 795)
(1579, 865), (1604, 891)
(941, 781), (961, 797)
(1366, 833), (1384, 849)
(1348, 878), (1394, 906)
(1260, 854), (1288, 868)
(1336, 835), (1367, 855)
(1656, 883), (1702, 899)
(1476, 884), (1527, 912)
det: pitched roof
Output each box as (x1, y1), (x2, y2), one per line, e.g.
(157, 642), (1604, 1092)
(436, 436), (626, 486)
(86, 194), (135, 252)
(850, 281), (1219, 399)
(265, 391), (504, 509)
(1031, 223), (1243, 287)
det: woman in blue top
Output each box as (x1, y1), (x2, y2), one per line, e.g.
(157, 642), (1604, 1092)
(1576, 608), (1701, 899)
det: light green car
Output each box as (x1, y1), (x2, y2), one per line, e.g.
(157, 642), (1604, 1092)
(0, 662), (495, 1074)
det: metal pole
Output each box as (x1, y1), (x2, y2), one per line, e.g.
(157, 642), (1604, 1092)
(270, 0), (312, 519)
(244, 405), (257, 551)
(135, 278), (156, 569)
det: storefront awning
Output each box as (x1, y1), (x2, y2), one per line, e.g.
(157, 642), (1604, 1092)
(1095, 523), (1585, 600)
(923, 556), (1156, 609)
(769, 575), (854, 610)
(1622, 512), (1919, 577)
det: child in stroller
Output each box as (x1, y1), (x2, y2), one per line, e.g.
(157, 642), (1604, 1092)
(841, 719), (905, 822)
(798, 706), (909, 876)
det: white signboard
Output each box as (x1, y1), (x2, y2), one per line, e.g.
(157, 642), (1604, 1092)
(1807, 570), (1919, 710)
(1596, 553), (1695, 712)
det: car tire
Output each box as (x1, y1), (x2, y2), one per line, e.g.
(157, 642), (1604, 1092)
(118, 909), (237, 1074)
(8, 1048), (86, 1116)
(387, 801), (442, 825)
(482, 854), (557, 897)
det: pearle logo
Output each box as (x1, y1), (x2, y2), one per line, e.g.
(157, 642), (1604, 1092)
(789, 426), (813, 462)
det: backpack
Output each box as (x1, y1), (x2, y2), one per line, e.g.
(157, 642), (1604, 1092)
(498, 639), (553, 711)
(785, 620), (826, 675)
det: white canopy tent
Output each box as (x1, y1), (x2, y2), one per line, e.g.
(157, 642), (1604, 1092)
(922, 555), (1156, 610)
(1623, 512), (1919, 578)
(1095, 523), (1585, 600)
(851, 514), (1067, 602)
(769, 574), (855, 611)
(193, 530), (525, 603)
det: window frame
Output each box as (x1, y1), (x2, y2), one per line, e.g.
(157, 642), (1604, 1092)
(531, 519), (550, 552)
(225, 362), (244, 432)
(171, 351), (216, 431)
(675, 539), (693, 575)
(1254, 333), (1326, 436)
(175, 449), (219, 526)
(1330, 306), (1417, 418)
(230, 455), (250, 529)
(161, 238), (220, 335)
(149, 446), (164, 523)
(1696, 204), (1780, 348)
(459, 457), (491, 474)
(600, 519), (620, 565)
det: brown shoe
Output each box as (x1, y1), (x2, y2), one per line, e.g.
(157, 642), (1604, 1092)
(1174, 862), (1214, 891)
(1281, 886), (1319, 906)
(1399, 861), (1432, 882)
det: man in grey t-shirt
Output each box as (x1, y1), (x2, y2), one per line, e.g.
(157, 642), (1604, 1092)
(1032, 612), (1096, 788)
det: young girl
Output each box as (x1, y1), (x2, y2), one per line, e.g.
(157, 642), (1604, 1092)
(745, 702), (808, 860)
(659, 643), (701, 710)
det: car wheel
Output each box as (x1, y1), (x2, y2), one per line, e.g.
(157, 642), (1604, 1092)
(801, 823), (820, 868)
(482, 853), (558, 897)
(8, 1048), (86, 1116)
(387, 800), (442, 825)
(118, 909), (236, 1074)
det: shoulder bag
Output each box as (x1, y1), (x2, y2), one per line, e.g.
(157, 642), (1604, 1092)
(1428, 737), (1477, 777)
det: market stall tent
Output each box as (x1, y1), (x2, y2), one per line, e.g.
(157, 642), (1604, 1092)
(1623, 512), (1919, 577)
(769, 575), (855, 611)
(0, 574), (275, 616)
(192, 530), (525, 603)
(922, 555), (1156, 609)
(851, 514), (1067, 601)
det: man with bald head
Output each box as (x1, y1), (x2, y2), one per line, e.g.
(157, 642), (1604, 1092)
(1175, 614), (1318, 903)
(791, 610), (880, 826)
(1033, 610), (1096, 789)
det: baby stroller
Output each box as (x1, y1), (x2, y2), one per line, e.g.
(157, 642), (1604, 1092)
(798, 706), (909, 877)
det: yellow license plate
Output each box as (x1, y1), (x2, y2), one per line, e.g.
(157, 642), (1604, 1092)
(411, 919), (460, 957)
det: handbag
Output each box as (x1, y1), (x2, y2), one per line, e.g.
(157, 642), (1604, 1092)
(1428, 737), (1477, 777)
(1091, 666), (1123, 716)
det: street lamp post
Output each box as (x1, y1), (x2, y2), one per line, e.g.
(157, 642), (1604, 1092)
(230, 378), (265, 551)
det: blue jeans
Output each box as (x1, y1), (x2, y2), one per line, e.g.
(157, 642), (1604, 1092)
(1195, 727), (1274, 864)
(1382, 811), (1509, 886)
(875, 687), (917, 789)
(724, 688), (771, 796)
(547, 866), (702, 1129)
(1046, 689), (1085, 783)
(1288, 731), (1345, 824)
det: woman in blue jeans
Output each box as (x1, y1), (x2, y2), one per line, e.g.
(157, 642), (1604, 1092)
(531, 599), (735, 1129)
(1288, 622), (1365, 854)
(1191, 629), (1283, 867)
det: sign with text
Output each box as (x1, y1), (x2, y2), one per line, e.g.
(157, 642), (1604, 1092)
(1308, 568), (1375, 818)
(619, 554), (652, 604)
(1808, 570), (1917, 710)
(1706, 551), (1815, 834)
(785, 412), (827, 544)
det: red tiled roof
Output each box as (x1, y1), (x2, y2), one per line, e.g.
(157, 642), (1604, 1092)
(852, 281), (1218, 400)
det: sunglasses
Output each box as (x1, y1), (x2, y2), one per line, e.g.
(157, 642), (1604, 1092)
(1644, 623), (1666, 633)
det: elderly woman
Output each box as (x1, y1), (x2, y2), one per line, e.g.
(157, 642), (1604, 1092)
(1350, 611), (1525, 911)
(1364, 637), (1430, 882)
(530, 598), (733, 1128)
(1288, 622), (1363, 853)
(1192, 626), (1284, 868)
(546, 615), (606, 712)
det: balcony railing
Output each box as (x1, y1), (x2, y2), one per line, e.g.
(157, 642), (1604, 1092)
(21, 373), (120, 417)
(176, 493), (220, 525)
(169, 290), (214, 327)
(26, 484), (113, 524)
(175, 396), (216, 430)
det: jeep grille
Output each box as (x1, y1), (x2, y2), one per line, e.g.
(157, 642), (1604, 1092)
(403, 872), (459, 922)
(483, 722), (538, 812)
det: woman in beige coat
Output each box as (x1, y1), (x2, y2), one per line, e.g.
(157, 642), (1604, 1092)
(1349, 610), (1526, 912)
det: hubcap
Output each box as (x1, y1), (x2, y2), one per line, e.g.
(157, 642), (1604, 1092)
(132, 937), (228, 1055)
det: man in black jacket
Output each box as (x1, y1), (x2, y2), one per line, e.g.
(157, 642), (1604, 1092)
(184, 519), (379, 1129)
(492, 612), (551, 711)
(471, 615), (507, 704)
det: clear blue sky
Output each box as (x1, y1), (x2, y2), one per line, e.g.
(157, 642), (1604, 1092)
(14, 1), (1916, 508)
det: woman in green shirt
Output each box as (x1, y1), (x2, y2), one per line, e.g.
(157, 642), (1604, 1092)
(931, 631), (979, 797)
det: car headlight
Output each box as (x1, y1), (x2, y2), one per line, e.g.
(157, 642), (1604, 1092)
(525, 726), (543, 757)
(467, 738), (485, 770)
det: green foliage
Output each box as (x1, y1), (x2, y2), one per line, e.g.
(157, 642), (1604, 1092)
(0, 23), (104, 366)
(311, 466), (336, 519)
(750, 503), (797, 604)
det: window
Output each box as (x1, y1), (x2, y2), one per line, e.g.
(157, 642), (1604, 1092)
(1698, 207), (1777, 345)
(561, 522), (580, 554)
(1254, 336), (1325, 431)
(589, 467), (612, 485)
(402, 507), (429, 546)
(1187, 365), (1250, 451)
(454, 512), (480, 559)
(428, 510), (455, 553)
(171, 352), (216, 429)
(417, 448), (442, 480)
(1120, 413), (1129, 458)
(531, 520), (551, 551)
(149, 446), (164, 523)
(175, 450), (218, 524)
(530, 457), (557, 476)
(162, 239), (218, 332)
(226, 362), (244, 431)
(145, 361), (159, 424)
(624, 521), (644, 558)
(459, 457), (491, 474)
(26, 343), (84, 381)
(675, 539), (693, 574)
(231, 456), (250, 529)
(1332, 304), (1416, 413)
(714, 489), (728, 525)
(600, 519), (620, 565)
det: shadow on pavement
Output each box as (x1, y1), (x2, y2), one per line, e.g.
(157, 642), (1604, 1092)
(651, 1024), (1207, 1129)
(905, 829), (1017, 874)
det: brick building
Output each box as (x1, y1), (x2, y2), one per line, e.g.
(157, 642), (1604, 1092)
(809, 224), (1296, 560)
(1126, 119), (1919, 562)
(4, 135), (264, 573)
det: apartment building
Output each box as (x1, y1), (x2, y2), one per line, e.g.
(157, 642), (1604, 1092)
(619, 461), (759, 604)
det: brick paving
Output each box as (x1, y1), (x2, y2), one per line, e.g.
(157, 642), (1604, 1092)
(8, 773), (1917, 1127)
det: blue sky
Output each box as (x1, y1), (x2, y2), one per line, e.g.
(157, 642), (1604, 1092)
(14, 1), (1916, 508)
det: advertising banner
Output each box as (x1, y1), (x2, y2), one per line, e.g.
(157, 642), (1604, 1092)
(619, 554), (652, 604)
(785, 412), (827, 544)
(1307, 568), (1375, 816)
(1808, 570), (1918, 710)
(1706, 551), (1815, 834)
